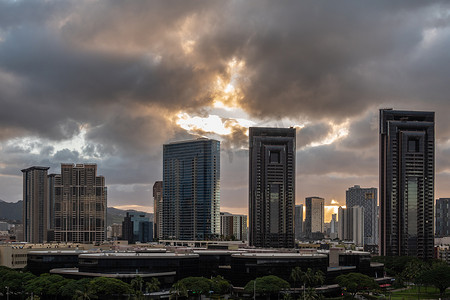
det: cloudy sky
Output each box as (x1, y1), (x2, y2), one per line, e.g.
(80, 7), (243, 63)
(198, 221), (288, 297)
(1, 0), (450, 216)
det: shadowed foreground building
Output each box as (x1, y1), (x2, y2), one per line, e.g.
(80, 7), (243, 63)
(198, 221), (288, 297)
(295, 204), (303, 240)
(249, 127), (296, 248)
(21, 166), (50, 243)
(379, 109), (434, 258)
(436, 198), (450, 237)
(153, 181), (163, 240)
(162, 139), (220, 240)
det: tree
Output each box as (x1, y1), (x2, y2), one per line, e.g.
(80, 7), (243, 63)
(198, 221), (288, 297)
(290, 267), (305, 291)
(336, 273), (378, 298)
(58, 278), (93, 300)
(401, 258), (430, 285)
(244, 275), (290, 297)
(87, 277), (132, 298)
(170, 282), (188, 300)
(418, 264), (450, 296)
(24, 273), (66, 298)
(177, 277), (212, 295)
(301, 268), (325, 288)
(0, 267), (36, 296)
(210, 276), (231, 295)
(303, 287), (319, 300)
(146, 277), (160, 293)
(131, 276), (144, 294)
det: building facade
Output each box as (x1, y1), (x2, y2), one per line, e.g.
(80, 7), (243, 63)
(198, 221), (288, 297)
(346, 185), (377, 245)
(220, 212), (247, 241)
(436, 198), (450, 237)
(153, 181), (163, 240)
(379, 109), (435, 258)
(162, 139), (220, 240)
(305, 197), (324, 237)
(122, 212), (153, 243)
(53, 164), (107, 243)
(338, 206), (364, 246)
(249, 127), (296, 248)
(295, 205), (303, 240)
(22, 166), (50, 243)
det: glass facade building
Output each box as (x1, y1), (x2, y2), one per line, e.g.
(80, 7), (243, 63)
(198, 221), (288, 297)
(249, 127), (296, 248)
(162, 139), (220, 240)
(379, 109), (434, 258)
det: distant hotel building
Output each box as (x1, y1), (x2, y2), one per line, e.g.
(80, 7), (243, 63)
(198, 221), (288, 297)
(162, 139), (220, 240)
(53, 164), (107, 243)
(338, 206), (364, 246)
(22, 166), (50, 243)
(346, 185), (377, 245)
(249, 127), (296, 248)
(220, 212), (247, 241)
(379, 109), (434, 258)
(305, 197), (324, 237)
(436, 198), (450, 237)
(153, 181), (163, 239)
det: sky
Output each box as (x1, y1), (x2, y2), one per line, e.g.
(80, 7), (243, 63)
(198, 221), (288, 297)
(1, 1), (450, 217)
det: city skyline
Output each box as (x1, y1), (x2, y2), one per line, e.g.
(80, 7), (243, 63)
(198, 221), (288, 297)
(2, 2), (450, 216)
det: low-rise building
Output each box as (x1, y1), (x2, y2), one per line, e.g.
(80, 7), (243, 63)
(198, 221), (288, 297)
(0, 243), (95, 269)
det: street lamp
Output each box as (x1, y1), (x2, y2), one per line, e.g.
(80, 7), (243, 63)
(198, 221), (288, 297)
(6, 286), (9, 300)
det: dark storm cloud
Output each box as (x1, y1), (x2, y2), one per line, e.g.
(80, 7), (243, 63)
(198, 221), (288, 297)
(297, 123), (333, 149)
(339, 111), (378, 150)
(1, 0), (450, 208)
(194, 1), (450, 120)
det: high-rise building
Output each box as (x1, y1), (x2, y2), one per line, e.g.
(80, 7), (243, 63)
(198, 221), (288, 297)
(346, 185), (378, 245)
(122, 212), (153, 243)
(249, 127), (296, 248)
(295, 205), (303, 240)
(330, 214), (338, 237)
(338, 206), (364, 246)
(53, 164), (107, 243)
(305, 197), (324, 237)
(436, 198), (450, 237)
(21, 166), (50, 243)
(153, 181), (163, 240)
(163, 138), (220, 240)
(379, 109), (434, 258)
(47, 174), (58, 233)
(220, 212), (247, 241)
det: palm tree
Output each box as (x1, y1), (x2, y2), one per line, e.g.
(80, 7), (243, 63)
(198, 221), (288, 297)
(301, 268), (324, 288)
(131, 276), (145, 299)
(146, 278), (160, 294)
(170, 282), (188, 300)
(74, 288), (97, 300)
(290, 267), (305, 293)
(303, 287), (319, 300)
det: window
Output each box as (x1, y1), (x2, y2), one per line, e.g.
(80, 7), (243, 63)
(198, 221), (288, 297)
(408, 139), (419, 152)
(270, 151), (280, 163)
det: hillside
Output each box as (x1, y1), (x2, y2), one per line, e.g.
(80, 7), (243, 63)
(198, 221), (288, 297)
(0, 199), (152, 226)
(0, 199), (22, 221)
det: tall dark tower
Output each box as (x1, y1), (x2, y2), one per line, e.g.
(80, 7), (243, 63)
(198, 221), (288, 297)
(249, 127), (296, 248)
(22, 166), (50, 243)
(379, 109), (434, 259)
